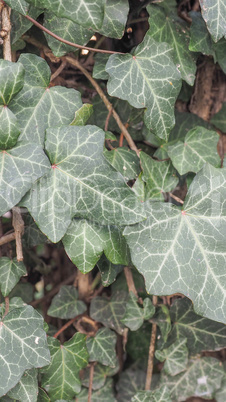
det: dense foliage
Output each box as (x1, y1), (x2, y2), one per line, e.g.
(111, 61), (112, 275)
(0, 0), (226, 401)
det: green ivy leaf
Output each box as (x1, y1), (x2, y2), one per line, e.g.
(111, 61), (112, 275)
(200, 0), (226, 42)
(11, 6), (43, 45)
(21, 125), (145, 242)
(165, 298), (226, 355)
(10, 54), (83, 145)
(140, 152), (178, 200)
(189, 12), (215, 56)
(155, 338), (188, 376)
(0, 258), (27, 296)
(4, 0), (30, 14)
(214, 366), (226, 402)
(7, 369), (38, 402)
(0, 305), (50, 397)
(86, 328), (117, 367)
(106, 35), (181, 140)
(81, 360), (119, 390)
(168, 127), (220, 174)
(147, 4), (196, 85)
(26, 0), (105, 30)
(47, 285), (87, 319)
(23, 214), (47, 248)
(211, 102), (226, 131)
(90, 291), (127, 334)
(70, 104), (93, 126)
(121, 292), (155, 331)
(77, 378), (116, 402)
(0, 60), (24, 105)
(214, 39), (226, 74)
(132, 385), (172, 402)
(63, 219), (129, 273)
(43, 12), (93, 57)
(124, 164), (226, 323)
(116, 368), (147, 402)
(0, 142), (50, 216)
(37, 387), (50, 401)
(97, 255), (124, 287)
(0, 106), (20, 150)
(41, 334), (88, 400)
(161, 357), (224, 401)
(152, 305), (171, 343)
(103, 147), (141, 181)
(93, 54), (110, 80)
(98, 0), (129, 39)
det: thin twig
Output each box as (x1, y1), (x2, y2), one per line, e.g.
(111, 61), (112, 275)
(53, 315), (79, 339)
(50, 58), (67, 82)
(104, 107), (113, 131)
(145, 295), (158, 390)
(88, 363), (95, 402)
(23, 14), (124, 55)
(12, 207), (24, 262)
(124, 266), (138, 298)
(0, 232), (16, 246)
(168, 192), (184, 205)
(2, 296), (9, 319)
(66, 56), (140, 156)
(1, 2), (12, 61)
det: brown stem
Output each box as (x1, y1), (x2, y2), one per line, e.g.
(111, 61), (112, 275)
(12, 207), (24, 262)
(50, 58), (67, 82)
(24, 14), (124, 55)
(104, 107), (113, 131)
(1, 2), (12, 61)
(0, 232), (16, 246)
(145, 295), (158, 390)
(88, 363), (95, 402)
(53, 316), (78, 339)
(123, 266), (138, 298)
(2, 296), (9, 319)
(77, 270), (91, 301)
(168, 192), (184, 205)
(66, 56), (140, 156)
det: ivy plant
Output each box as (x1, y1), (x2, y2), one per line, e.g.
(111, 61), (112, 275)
(0, 0), (226, 401)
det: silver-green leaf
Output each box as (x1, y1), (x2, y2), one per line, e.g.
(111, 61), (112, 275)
(47, 285), (87, 319)
(0, 257), (27, 296)
(86, 328), (117, 367)
(200, 0), (226, 42)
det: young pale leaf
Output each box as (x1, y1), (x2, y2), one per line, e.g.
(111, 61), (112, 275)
(97, 255), (124, 287)
(63, 219), (129, 273)
(41, 334), (88, 400)
(211, 102), (226, 131)
(77, 378), (116, 402)
(0, 60), (24, 105)
(121, 292), (155, 331)
(147, 4), (196, 85)
(10, 54), (83, 146)
(103, 147), (141, 181)
(25, 0), (105, 30)
(90, 291), (127, 334)
(161, 357), (224, 401)
(168, 127), (220, 175)
(0, 306), (50, 397)
(81, 360), (119, 390)
(98, 0), (129, 39)
(70, 104), (93, 126)
(132, 385), (172, 402)
(43, 12), (93, 57)
(21, 125), (145, 242)
(0, 257), (27, 296)
(7, 369), (38, 402)
(86, 328), (117, 367)
(47, 285), (87, 319)
(106, 35), (181, 141)
(124, 164), (226, 323)
(0, 142), (50, 217)
(166, 298), (226, 355)
(140, 152), (178, 200)
(155, 338), (188, 376)
(200, 0), (226, 42)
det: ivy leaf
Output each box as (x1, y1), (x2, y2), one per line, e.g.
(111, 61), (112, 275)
(10, 54), (83, 145)
(4, 0), (30, 14)
(43, 12), (93, 57)
(0, 305), (50, 397)
(77, 378), (116, 402)
(189, 12), (215, 56)
(116, 368), (147, 402)
(90, 291), (127, 334)
(0, 142), (50, 216)
(214, 366), (226, 402)
(211, 102), (226, 131)
(86, 328), (117, 367)
(70, 104), (93, 126)
(152, 305), (171, 343)
(0, 106), (20, 150)
(124, 164), (226, 323)
(98, 0), (129, 39)
(93, 54), (110, 80)
(37, 387), (51, 402)
(41, 334), (88, 400)
(106, 35), (181, 140)
(63, 219), (129, 273)
(97, 255), (124, 287)
(23, 214), (47, 248)
(155, 338), (188, 376)
(147, 4), (197, 85)
(161, 357), (224, 401)
(26, 0), (105, 30)
(214, 39), (226, 74)
(140, 152), (178, 200)
(132, 385), (172, 402)
(121, 292), (155, 331)
(168, 127), (220, 175)
(200, 0), (226, 42)
(81, 360), (119, 390)
(0, 257), (27, 296)
(103, 147), (141, 181)
(0, 60), (24, 105)
(47, 285), (87, 319)
(165, 298), (226, 355)
(21, 125), (145, 242)
(11, 6), (43, 45)
(7, 369), (38, 402)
